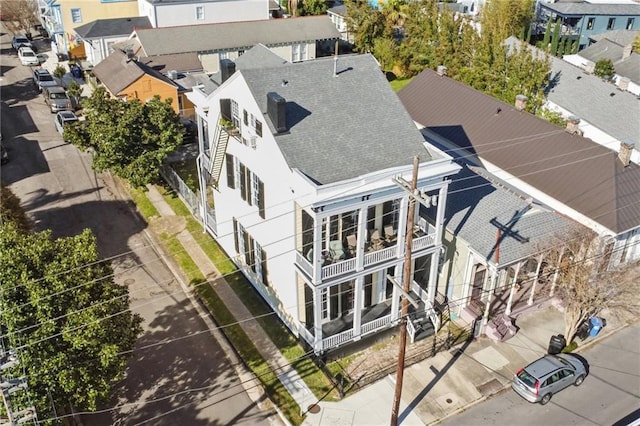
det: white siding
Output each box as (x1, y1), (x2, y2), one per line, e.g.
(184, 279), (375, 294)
(152, 0), (269, 27)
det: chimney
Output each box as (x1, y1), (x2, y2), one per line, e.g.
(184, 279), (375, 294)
(436, 65), (447, 76)
(515, 94), (528, 111)
(126, 49), (135, 60)
(622, 44), (632, 60)
(565, 115), (581, 134)
(168, 69), (178, 80)
(220, 59), (236, 83)
(617, 77), (630, 91)
(267, 92), (287, 133)
(619, 142), (635, 167)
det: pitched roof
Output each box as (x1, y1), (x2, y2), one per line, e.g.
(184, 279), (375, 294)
(234, 43), (289, 70)
(614, 53), (640, 82)
(578, 38), (625, 63)
(141, 52), (204, 74)
(93, 49), (177, 95)
(446, 165), (574, 265)
(590, 29), (640, 46)
(399, 68), (640, 235)
(541, 2), (640, 16)
(133, 16), (340, 56)
(238, 53), (437, 185)
(546, 57), (640, 146)
(74, 16), (151, 39)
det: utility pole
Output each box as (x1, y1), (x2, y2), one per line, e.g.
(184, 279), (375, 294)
(390, 156), (419, 426)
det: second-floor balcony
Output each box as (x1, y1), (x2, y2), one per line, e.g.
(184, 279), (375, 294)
(296, 221), (437, 281)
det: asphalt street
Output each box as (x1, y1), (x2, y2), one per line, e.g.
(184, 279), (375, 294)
(441, 322), (640, 426)
(1, 26), (275, 425)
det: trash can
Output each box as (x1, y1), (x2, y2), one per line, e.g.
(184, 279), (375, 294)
(589, 317), (604, 337)
(576, 320), (590, 340)
(71, 65), (82, 79)
(548, 334), (566, 355)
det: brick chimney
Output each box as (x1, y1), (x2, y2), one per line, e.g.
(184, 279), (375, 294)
(437, 65), (447, 76)
(515, 94), (528, 111)
(584, 62), (595, 74)
(622, 44), (632, 60)
(619, 142), (635, 167)
(565, 115), (581, 134)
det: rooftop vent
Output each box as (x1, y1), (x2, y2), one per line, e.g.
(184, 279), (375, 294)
(437, 65), (447, 76)
(515, 94), (528, 112)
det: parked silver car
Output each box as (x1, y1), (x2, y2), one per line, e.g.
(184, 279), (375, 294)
(512, 354), (586, 405)
(43, 85), (72, 113)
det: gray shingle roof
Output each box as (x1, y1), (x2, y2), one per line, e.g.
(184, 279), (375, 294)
(445, 165), (573, 265)
(74, 16), (151, 39)
(578, 38), (624, 63)
(234, 44), (289, 70)
(541, 2), (640, 16)
(547, 57), (640, 146)
(93, 49), (176, 95)
(133, 16), (340, 56)
(399, 68), (640, 235)
(238, 53), (437, 185)
(141, 53), (204, 74)
(615, 53), (640, 82)
(590, 29), (640, 46)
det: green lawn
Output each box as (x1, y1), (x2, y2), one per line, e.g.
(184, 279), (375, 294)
(134, 184), (341, 424)
(390, 78), (413, 92)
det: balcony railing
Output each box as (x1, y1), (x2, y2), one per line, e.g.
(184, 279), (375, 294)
(296, 229), (438, 281)
(321, 313), (393, 351)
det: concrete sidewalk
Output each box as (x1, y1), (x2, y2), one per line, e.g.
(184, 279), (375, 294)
(143, 183), (628, 426)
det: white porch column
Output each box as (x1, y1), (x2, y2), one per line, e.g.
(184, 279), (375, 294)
(353, 276), (363, 338)
(396, 196), (409, 258)
(435, 182), (450, 243)
(527, 254), (544, 305)
(505, 262), (522, 315)
(313, 287), (323, 353)
(390, 264), (401, 321)
(356, 208), (367, 271)
(312, 215), (324, 284)
(427, 250), (440, 304)
(481, 267), (499, 329)
(196, 155), (208, 232)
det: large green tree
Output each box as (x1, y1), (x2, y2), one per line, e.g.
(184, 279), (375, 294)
(0, 222), (143, 420)
(65, 87), (183, 187)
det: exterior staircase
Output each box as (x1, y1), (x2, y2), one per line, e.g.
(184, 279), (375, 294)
(207, 118), (231, 189)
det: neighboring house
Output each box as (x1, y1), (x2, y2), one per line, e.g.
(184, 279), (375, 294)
(137, 0), (276, 28)
(563, 30), (640, 95)
(534, 0), (640, 50)
(399, 68), (640, 273)
(441, 164), (576, 332)
(92, 49), (197, 119)
(38, 0), (139, 57)
(505, 36), (640, 164)
(118, 16), (340, 73)
(545, 55), (640, 163)
(327, 4), (349, 41)
(74, 16), (151, 66)
(186, 46), (461, 353)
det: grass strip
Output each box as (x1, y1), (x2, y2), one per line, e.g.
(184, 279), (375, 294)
(390, 78), (413, 92)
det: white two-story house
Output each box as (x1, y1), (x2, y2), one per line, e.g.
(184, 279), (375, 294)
(186, 47), (460, 353)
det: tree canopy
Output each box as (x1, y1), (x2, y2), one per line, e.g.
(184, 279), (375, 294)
(0, 186), (143, 420)
(345, 0), (550, 112)
(65, 87), (184, 187)
(1, 0), (39, 34)
(594, 58), (615, 80)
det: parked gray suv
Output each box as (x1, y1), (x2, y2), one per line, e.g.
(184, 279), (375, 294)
(43, 85), (72, 113)
(512, 354), (586, 405)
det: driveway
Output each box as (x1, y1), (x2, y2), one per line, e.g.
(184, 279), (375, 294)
(1, 25), (276, 425)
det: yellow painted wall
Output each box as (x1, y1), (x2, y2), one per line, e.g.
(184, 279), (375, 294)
(60, 0), (138, 37)
(118, 75), (180, 113)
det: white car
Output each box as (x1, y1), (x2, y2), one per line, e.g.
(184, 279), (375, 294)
(54, 111), (79, 139)
(18, 47), (39, 66)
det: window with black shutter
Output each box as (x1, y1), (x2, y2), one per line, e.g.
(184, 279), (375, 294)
(226, 154), (235, 189)
(243, 109), (248, 125)
(255, 120), (262, 137)
(233, 218), (239, 253)
(261, 248), (268, 285)
(239, 163), (247, 201)
(220, 98), (232, 121)
(243, 231), (252, 267)
(258, 179), (265, 219)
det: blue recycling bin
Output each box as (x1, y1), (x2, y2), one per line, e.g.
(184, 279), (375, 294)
(589, 317), (603, 337)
